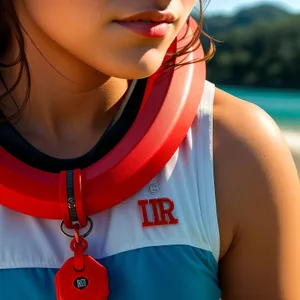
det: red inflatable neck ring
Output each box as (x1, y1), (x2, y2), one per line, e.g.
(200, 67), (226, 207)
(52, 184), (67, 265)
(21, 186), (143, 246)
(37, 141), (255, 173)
(0, 18), (206, 225)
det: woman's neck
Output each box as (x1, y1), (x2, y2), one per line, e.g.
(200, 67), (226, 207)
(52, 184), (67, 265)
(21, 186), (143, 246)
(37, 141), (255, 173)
(0, 22), (130, 158)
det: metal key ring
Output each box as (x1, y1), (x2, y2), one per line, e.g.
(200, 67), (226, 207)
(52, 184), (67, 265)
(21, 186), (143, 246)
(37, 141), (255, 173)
(60, 216), (93, 239)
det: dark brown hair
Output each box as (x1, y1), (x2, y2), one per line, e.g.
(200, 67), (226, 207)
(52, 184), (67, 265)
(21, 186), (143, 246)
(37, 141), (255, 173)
(0, 0), (215, 121)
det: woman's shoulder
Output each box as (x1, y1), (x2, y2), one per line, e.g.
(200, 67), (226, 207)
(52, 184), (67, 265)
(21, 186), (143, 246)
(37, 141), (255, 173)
(212, 87), (300, 298)
(211, 87), (296, 181)
(212, 87), (298, 245)
(212, 87), (292, 169)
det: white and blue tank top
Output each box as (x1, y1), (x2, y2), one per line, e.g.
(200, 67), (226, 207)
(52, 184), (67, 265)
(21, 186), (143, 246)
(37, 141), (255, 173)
(0, 80), (221, 299)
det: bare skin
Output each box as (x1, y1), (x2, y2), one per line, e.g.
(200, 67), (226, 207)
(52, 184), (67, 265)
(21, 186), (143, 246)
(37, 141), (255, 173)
(214, 88), (300, 299)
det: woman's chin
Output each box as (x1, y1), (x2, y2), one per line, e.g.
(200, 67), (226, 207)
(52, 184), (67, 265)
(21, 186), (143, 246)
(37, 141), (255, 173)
(104, 54), (166, 80)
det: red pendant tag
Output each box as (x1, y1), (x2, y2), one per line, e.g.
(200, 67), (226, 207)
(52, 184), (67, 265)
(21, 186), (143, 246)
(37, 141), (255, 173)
(55, 236), (109, 300)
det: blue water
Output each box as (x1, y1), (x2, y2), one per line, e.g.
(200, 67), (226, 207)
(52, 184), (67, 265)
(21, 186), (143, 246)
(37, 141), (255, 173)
(220, 85), (300, 127)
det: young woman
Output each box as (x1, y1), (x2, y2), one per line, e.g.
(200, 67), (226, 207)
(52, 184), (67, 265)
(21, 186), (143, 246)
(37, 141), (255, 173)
(1, 0), (300, 299)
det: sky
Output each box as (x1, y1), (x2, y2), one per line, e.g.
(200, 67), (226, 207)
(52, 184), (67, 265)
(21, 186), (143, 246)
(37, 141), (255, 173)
(199, 0), (300, 15)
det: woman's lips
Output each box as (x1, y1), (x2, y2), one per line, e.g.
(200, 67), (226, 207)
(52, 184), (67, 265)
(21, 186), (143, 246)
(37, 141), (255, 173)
(115, 21), (172, 38)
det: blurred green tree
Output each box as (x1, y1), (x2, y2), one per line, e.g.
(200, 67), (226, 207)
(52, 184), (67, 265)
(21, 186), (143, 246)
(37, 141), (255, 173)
(191, 5), (300, 89)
